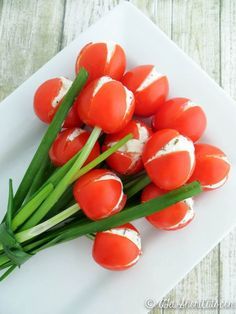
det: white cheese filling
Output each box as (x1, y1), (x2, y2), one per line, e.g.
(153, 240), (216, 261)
(52, 77), (72, 108)
(103, 227), (141, 250)
(92, 76), (113, 97)
(107, 123), (149, 171)
(66, 128), (85, 142)
(136, 66), (163, 92)
(108, 123), (149, 154)
(146, 135), (195, 170)
(95, 174), (124, 215)
(105, 41), (116, 64)
(138, 122), (150, 143)
(167, 198), (195, 230)
(124, 86), (134, 116)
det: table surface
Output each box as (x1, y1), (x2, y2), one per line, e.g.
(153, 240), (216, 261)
(0, 0), (236, 313)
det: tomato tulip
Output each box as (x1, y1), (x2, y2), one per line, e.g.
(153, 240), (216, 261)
(34, 77), (82, 127)
(121, 65), (169, 117)
(75, 41), (126, 83)
(102, 120), (152, 175)
(73, 169), (127, 220)
(189, 143), (230, 190)
(153, 98), (207, 142)
(142, 129), (195, 190)
(141, 183), (195, 230)
(76, 76), (135, 134)
(49, 128), (100, 167)
(92, 223), (141, 270)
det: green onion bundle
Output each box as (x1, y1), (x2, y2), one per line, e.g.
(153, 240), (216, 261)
(0, 69), (202, 281)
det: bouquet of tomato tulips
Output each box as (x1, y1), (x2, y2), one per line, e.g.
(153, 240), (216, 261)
(0, 42), (230, 279)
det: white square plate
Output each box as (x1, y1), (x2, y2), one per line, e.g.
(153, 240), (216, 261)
(0, 2), (236, 314)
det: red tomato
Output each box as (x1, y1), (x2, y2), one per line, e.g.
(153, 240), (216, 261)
(102, 120), (152, 175)
(76, 76), (135, 134)
(121, 65), (169, 117)
(49, 128), (100, 167)
(141, 183), (195, 230)
(34, 77), (82, 127)
(73, 169), (127, 220)
(142, 129), (195, 190)
(92, 223), (141, 270)
(63, 103), (83, 129)
(153, 98), (207, 142)
(189, 143), (230, 190)
(75, 42), (126, 83)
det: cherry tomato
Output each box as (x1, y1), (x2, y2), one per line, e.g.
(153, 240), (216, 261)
(121, 65), (169, 117)
(75, 41), (126, 84)
(102, 120), (152, 175)
(142, 129), (195, 190)
(76, 76), (135, 134)
(63, 103), (83, 128)
(73, 169), (127, 220)
(92, 223), (141, 270)
(141, 183), (195, 230)
(49, 128), (100, 167)
(189, 143), (230, 190)
(34, 77), (82, 127)
(153, 98), (207, 142)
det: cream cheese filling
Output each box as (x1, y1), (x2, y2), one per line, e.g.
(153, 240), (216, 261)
(66, 128), (85, 142)
(52, 77), (72, 108)
(136, 66), (163, 92)
(146, 135), (195, 170)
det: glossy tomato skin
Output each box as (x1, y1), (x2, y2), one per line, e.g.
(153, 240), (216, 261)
(49, 128), (100, 167)
(189, 143), (230, 191)
(63, 104), (83, 128)
(34, 78), (62, 123)
(76, 77), (135, 134)
(34, 77), (82, 127)
(73, 169), (127, 220)
(141, 183), (194, 230)
(75, 42), (126, 83)
(142, 129), (195, 190)
(153, 98), (207, 142)
(102, 120), (152, 175)
(121, 65), (169, 117)
(92, 223), (141, 270)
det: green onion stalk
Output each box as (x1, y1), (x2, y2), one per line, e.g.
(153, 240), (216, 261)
(0, 181), (202, 276)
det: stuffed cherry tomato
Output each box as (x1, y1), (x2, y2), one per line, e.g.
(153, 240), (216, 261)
(121, 65), (169, 117)
(73, 169), (127, 220)
(92, 223), (141, 270)
(49, 128), (100, 167)
(153, 98), (207, 142)
(34, 77), (82, 127)
(189, 143), (230, 190)
(142, 129), (195, 190)
(141, 183), (195, 230)
(75, 41), (126, 83)
(76, 76), (135, 134)
(102, 120), (152, 175)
